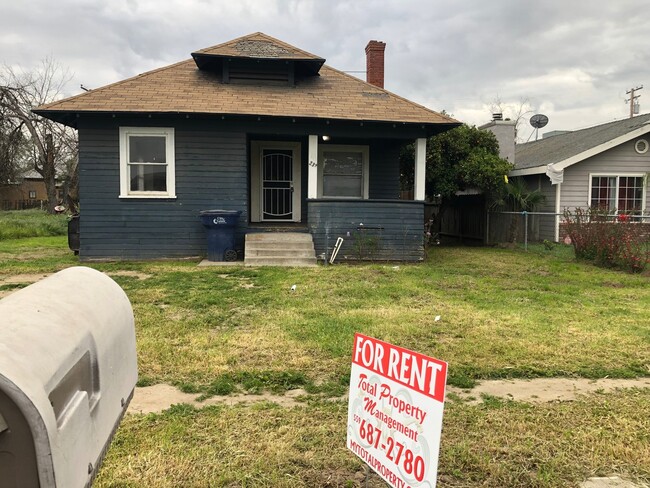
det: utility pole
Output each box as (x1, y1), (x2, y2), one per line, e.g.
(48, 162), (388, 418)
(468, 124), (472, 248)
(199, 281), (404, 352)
(625, 85), (643, 118)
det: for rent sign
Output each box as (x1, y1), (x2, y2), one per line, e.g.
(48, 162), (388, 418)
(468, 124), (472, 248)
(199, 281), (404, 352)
(347, 333), (447, 488)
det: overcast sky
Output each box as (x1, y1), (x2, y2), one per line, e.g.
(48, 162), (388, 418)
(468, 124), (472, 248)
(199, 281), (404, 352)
(1, 0), (648, 140)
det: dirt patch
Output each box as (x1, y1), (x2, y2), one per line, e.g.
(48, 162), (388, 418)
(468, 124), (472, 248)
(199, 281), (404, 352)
(0, 273), (51, 285)
(0, 273), (51, 298)
(130, 377), (650, 415)
(448, 378), (650, 404)
(108, 270), (152, 280)
(128, 384), (312, 414)
(602, 281), (625, 288)
(1, 250), (66, 261)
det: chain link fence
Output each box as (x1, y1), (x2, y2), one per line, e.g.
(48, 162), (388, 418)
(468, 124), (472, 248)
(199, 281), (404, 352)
(487, 211), (650, 249)
(487, 211), (561, 249)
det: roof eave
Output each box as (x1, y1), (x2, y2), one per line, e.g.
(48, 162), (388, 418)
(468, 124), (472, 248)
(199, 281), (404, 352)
(33, 108), (461, 134)
(510, 166), (546, 176)
(191, 52), (326, 76)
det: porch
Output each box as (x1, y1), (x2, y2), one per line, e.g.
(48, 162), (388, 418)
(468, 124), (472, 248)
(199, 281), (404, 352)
(245, 135), (428, 262)
(308, 199), (425, 262)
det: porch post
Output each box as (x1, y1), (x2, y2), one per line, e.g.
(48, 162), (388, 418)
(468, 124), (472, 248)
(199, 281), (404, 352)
(555, 182), (562, 242)
(414, 137), (426, 201)
(308, 135), (318, 199)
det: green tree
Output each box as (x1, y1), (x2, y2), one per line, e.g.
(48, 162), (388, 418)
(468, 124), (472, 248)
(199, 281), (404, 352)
(400, 124), (513, 201)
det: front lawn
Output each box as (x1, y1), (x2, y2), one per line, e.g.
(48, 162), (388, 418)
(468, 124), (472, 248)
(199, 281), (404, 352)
(0, 238), (648, 487)
(0, 209), (68, 240)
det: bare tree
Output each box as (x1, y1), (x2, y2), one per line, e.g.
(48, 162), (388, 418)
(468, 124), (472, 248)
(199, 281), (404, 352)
(0, 105), (28, 184)
(491, 96), (536, 143)
(0, 57), (77, 213)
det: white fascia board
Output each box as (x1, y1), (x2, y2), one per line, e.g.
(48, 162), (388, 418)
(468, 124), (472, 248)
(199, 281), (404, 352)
(510, 166), (546, 176)
(554, 123), (650, 171)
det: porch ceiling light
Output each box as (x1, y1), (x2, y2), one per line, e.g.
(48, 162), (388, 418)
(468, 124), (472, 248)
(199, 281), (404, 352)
(322, 135), (330, 141)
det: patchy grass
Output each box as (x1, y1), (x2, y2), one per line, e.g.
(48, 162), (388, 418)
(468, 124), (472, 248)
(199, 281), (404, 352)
(94, 389), (650, 487)
(97, 246), (649, 392)
(0, 236), (77, 274)
(1, 238), (649, 486)
(438, 388), (650, 487)
(0, 209), (68, 240)
(2, 240), (648, 390)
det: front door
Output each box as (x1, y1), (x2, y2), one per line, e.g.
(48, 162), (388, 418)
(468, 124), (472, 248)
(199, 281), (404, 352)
(251, 141), (301, 222)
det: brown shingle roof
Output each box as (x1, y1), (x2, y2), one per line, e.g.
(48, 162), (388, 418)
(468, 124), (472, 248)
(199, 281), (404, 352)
(192, 32), (323, 60)
(35, 33), (456, 126)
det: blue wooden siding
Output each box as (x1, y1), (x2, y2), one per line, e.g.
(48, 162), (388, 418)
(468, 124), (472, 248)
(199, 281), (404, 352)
(369, 140), (401, 199)
(77, 116), (410, 260)
(308, 200), (424, 262)
(78, 124), (248, 260)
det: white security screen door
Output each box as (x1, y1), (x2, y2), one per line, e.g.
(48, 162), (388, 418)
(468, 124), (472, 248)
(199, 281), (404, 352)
(262, 149), (294, 220)
(251, 141), (301, 222)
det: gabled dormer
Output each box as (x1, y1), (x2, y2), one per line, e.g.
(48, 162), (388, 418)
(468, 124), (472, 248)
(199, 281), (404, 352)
(191, 32), (325, 86)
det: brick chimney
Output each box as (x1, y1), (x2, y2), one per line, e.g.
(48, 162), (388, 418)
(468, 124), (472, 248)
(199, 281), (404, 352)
(365, 40), (386, 88)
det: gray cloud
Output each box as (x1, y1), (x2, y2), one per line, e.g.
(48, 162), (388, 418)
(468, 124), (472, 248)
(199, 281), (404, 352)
(1, 0), (647, 133)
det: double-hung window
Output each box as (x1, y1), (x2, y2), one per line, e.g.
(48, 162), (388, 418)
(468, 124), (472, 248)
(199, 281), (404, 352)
(590, 174), (645, 214)
(318, 145), (369, 199)
(119, 127), (176, 198)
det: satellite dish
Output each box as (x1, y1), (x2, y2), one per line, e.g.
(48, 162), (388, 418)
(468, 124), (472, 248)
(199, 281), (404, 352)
(530, 114), (549, 129)
(529, 114), (549, 141)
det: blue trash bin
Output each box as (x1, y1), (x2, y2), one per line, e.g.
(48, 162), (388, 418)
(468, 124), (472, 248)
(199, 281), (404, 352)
(199, 210), (242, 261)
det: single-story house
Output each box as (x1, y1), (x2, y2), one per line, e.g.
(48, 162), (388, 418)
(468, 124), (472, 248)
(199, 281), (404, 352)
(34, 32), (458, 263)
(504, 114), (650, 241)
(0, 170), (62, 211)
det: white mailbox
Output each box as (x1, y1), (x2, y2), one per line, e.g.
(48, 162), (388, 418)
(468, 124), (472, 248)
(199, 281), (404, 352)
(0, 266), (138, 487)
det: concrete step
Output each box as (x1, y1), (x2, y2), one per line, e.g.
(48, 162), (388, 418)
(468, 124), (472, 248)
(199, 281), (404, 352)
(244, 232), (317, 267)
(244, 256), (317, 267)
(245, 241), (315, 251)
(246, 232), (313, 243)
(246, 248), (316, 258)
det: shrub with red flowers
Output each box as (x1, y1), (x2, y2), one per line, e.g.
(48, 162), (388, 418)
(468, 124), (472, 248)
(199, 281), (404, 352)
(563, 208), (649, 273)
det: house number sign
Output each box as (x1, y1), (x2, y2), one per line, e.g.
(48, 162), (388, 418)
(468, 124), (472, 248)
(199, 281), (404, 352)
(347, 333), (447, 488)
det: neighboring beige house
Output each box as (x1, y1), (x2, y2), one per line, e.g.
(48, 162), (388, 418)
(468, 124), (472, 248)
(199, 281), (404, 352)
(0, 170), (49, 210)
(508, 114), (650, 241)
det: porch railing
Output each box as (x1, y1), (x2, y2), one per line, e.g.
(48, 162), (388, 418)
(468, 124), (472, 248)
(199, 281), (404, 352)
(307, 199), (425, 262)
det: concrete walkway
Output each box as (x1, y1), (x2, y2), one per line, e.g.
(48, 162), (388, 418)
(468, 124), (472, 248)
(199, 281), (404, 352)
(580, 476), (648, 488)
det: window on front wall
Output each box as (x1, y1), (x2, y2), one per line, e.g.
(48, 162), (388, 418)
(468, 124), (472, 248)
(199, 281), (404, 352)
(318, 145), (369, 199)
(590, 175), (645, 214)
(119, 127), (175, 198)
(28, 190), (36, 199)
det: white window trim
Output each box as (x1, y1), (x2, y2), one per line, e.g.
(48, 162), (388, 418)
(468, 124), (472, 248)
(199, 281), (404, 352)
(317, 144), (369, 199)
(587, 172), (646, 214)
(119, 127), (176, 199)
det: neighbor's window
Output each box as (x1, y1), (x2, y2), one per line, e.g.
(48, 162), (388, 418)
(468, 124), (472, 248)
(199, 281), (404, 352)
(318, 145), (369, 199)
(28, 190), (36, 199)
(590, 175), (645, 214)
(119, 127), (175, 198)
